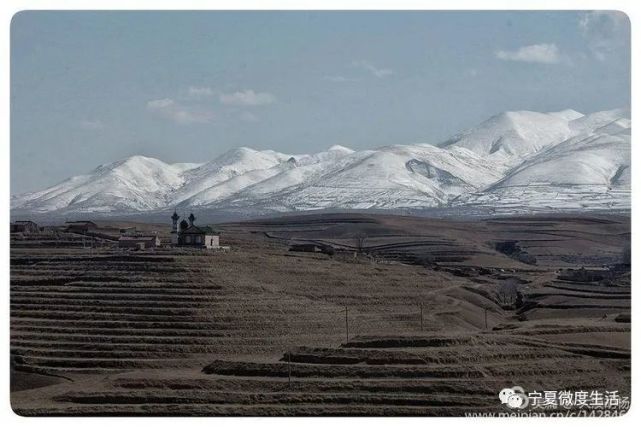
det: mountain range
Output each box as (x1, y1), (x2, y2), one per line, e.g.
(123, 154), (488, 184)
(11, 108), (631, 218)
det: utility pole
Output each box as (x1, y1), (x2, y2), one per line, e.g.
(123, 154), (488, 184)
(345, 306), (349, 342)
(287, 351), (291, 388)
(484, 308), (488, 330)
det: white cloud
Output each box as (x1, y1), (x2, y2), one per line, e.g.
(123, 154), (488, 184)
(579, 11), (629, 61)
(219, 90), (276, 106)
(146, 98), (215, 124)
(147, 98), (175, 109)
(188, 86), (214, 97)
(77, 119), (104, 130)
(147, 87), (276, 124)
(351, 60), (394, 78)
(495, 43), (562, 64)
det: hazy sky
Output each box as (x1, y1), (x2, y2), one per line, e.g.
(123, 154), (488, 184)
(11, 11), (630, 194)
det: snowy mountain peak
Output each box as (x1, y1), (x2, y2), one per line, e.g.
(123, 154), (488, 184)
(93, 154), (167, 172)
(11, 107), (630, 217)
(548, 109), (584, 121)
(439, 110), (574, 163)
(327, 144), (355, 153)
(211, 146), (268, 163)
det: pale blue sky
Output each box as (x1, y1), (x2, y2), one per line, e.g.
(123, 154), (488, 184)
(11, 11), (630, 194)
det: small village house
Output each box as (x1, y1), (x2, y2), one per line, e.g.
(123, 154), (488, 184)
(65, 220), (98, 234)
(10, 220), (39, 233)
(118, 235), (161, 249)
(119, 226), (137, 235)
(289, 243), (323, 253)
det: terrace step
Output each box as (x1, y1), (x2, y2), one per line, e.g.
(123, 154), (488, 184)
(56, 390), (495, 407)
(14, 403), (501, 416)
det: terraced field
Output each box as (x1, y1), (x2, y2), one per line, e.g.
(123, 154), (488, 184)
(13, 325), (629, 416)
(10, 213), (631, 416)
(11, 249), (352, 375)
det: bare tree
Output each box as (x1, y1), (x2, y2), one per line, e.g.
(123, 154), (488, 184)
(497, 280), (519, 307)
(354, 233), (367, 254)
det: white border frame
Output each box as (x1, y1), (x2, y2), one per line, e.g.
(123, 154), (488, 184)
(2, 1), (637, 426)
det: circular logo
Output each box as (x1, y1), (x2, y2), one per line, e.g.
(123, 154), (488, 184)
(499, 388), (515, 404)
(499, 386), (529, 409)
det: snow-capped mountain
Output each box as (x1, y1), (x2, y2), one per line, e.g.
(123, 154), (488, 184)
(12, 156), (189, 213)
(171, 147), (292, 203)
(454, 108), (631, 214)
(11, 108), (631, 218)
(438, 110), (580, 167)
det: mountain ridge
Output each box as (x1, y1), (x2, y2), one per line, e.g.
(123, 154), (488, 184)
(11, 108), (631, 217)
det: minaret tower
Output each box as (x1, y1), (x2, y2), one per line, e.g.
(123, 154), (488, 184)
(170, 211), (180, 245)
(188, 213), (196, 226)
(171, 211), (180, 232)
